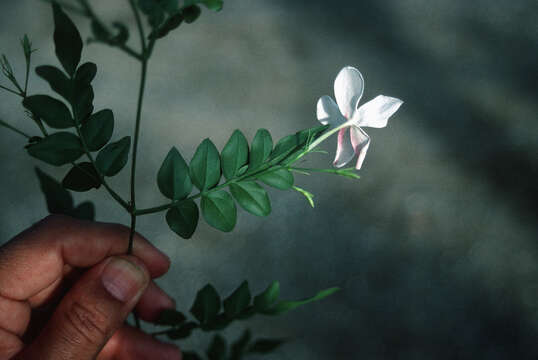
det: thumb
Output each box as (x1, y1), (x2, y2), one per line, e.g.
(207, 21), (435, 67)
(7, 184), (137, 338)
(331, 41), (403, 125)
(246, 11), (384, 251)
(20, 255), (150, 360)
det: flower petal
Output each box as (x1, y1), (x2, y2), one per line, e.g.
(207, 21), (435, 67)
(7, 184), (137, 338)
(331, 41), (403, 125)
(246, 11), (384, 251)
(333, 127), (355, 168)
(353, 95), (403, 128)
(350, 126), (370, 170)
(334, 66), (364, 119)
(317, 95), (345, 128)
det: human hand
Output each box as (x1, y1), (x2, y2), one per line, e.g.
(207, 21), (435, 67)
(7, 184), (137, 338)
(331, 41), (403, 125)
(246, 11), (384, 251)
(0, 215), (182, 360)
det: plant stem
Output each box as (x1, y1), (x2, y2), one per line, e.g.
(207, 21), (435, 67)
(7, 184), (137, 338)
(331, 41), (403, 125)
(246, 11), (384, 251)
(23, 52), (30, 96)
(290, 166), (339, 174)
(135, 165), (285, 216)
(127, 38), (150, 256)
(129, 0), (146, 52)
(0, 118), (31, 138)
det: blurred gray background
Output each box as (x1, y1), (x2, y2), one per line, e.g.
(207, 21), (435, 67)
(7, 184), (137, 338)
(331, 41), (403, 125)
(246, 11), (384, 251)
(1, 0), (537, 358)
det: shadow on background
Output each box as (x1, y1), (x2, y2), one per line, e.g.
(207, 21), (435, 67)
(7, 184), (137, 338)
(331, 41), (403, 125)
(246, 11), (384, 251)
(264, 0), (538, 358)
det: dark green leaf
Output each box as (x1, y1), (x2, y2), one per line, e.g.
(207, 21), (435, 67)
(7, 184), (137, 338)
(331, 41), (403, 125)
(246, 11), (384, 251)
(296, 124), (329, 145)
(229, 181), (271, 217)
(90, 20), (110, 42)
(80, 109), (114, 152)
(189, 138), (221, 191)
(138, 0), (178, 14)
(62, 162), (101, 192)
(262, 287), (340, 316)
(190, 284), (221, 324)
(201, 190), (236, 232)
(236, 165), (248, 176)
(138, 0), (178, 29)
(253, 281), (280, 312)
(95, 136), (131, 176)
(221, 130), (248, 180)
(75, 62), (97, 84)
(258, 168), (294, 190)
(270, 134), (299, 162)
(27, 132), (83, 166)
(72, 82), (94, 122)
(223, 281), (251, 319)
(166, 321), (198, 340)
(69, 201), (95, 221)
(248, 339), (285, 354)
(158, 147), (192, 200)
(25, 136), (43, 149)
(182, 352), (202, 360)
(155, 309), (187, 326)
(166, 199), (199, 239)
(35, 167), (73, 214)
(249, 129), (272, 170)
(150, 12), (183, 39)
(52, 3), (83, 76)
(229, 330), (252, 360)
(199, 313), (231, 331)
(23, 95), (73, 129)
(147, 9), (166, 28)
(183, 5), (201, 23)
(207, 334), (227, 360)
(35, 65), (72, 100)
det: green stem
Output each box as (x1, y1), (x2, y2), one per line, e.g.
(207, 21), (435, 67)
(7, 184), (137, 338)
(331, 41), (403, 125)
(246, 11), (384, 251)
(127, 213), (136, 254)
(127, 51), (149, 253)
(126, 0), (150, 331)
(23, 52), (30, 96)
(129, 0), (146, 52)
(0, 118), (31, 138)
(290, 166), (340, 175)
(135, 165), (285, 216)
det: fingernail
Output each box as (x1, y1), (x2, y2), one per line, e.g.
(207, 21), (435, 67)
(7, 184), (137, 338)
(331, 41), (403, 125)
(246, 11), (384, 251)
(101, 258), (147, 302)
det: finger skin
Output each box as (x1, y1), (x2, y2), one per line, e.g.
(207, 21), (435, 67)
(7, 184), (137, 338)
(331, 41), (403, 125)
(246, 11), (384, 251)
(135, 281), (176, 322)
(0, 295), (30, 337)
(0, 327), (23, 359)
(17, 255), (150, 360)
(0, 215), (170, 302)
(97, 326), (182, 360)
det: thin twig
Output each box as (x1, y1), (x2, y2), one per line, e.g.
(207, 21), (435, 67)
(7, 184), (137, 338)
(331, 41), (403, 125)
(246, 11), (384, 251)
(0, 118), (31, 138)
(0, 84), (23, 97)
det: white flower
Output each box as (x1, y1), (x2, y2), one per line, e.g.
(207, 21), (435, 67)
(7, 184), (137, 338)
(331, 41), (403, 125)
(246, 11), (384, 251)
(316, 66), (403, 169)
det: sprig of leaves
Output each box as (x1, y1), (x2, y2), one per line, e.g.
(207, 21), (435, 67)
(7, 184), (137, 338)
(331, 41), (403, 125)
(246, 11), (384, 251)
(183, 330), (285, 360)
(153, 125), (330, 239)
(142, 0), (224, 39)
(153, 280), (340, 340)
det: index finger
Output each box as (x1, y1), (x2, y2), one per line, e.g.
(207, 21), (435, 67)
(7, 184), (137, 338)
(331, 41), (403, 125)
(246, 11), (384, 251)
(0, 215), (170, 301)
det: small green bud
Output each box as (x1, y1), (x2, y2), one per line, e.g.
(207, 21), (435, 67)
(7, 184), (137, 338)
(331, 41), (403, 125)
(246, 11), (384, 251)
(336, 168), (361, 180)
(20, 34), (33, 62)
(293, 186), (315, 208)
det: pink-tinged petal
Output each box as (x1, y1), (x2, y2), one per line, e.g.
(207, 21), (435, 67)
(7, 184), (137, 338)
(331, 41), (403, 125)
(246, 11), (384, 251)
(317, 95), (346, 128)
(350, 126), (371, 170)
(352, 95), (403, 128)
(334, 66), (364, 119)
(333, 127), (355, 168)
